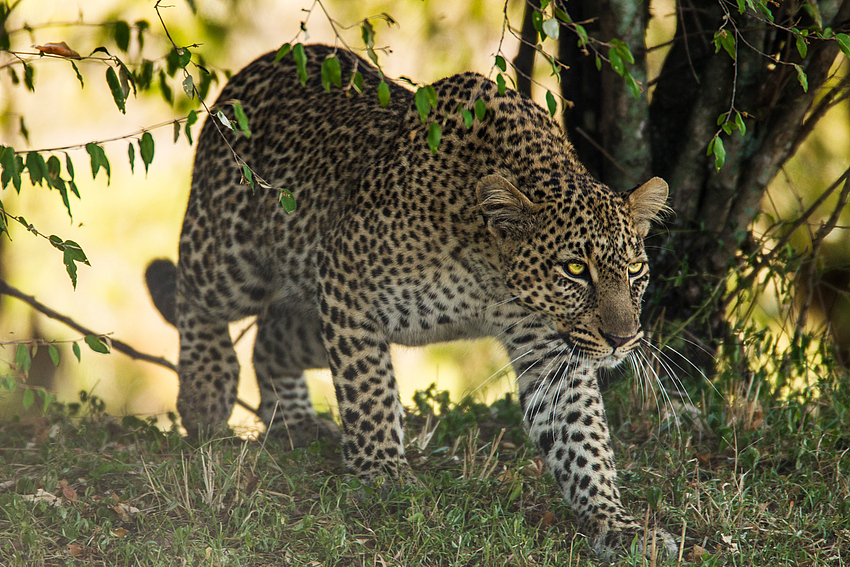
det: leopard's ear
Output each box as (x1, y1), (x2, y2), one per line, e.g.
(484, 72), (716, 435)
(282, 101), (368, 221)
(627, 177), (669, 237)
(477, 175), (540, 238)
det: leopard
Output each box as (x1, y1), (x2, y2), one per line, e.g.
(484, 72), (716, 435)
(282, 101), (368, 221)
(145, 43), (676, 561)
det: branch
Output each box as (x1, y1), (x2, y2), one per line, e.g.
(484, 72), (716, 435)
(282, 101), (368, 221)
(726, 165), (850, 304)
(0, 278), (259, 417)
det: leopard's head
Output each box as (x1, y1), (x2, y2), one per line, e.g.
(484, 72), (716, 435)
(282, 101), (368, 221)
(477, 173), (669, 367)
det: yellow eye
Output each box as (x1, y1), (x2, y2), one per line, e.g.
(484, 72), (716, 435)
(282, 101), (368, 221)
(628, 262), (645, 276)
(566, 262), (586, 276)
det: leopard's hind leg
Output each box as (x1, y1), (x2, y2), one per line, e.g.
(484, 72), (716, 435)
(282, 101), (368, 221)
(253, 305), (339, 447)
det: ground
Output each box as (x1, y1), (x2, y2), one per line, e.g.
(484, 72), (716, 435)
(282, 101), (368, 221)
(0, 380), (847, 566)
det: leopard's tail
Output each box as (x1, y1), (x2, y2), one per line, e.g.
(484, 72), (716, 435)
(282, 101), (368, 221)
(145, 259), (177, 327)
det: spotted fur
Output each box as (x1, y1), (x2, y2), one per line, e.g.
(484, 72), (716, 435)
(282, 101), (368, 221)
(147, 44), (675, 560)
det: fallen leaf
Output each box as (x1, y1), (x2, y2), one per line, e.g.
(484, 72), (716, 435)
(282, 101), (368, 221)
(33, 41), (81, 59)
(111, 502), (141, 522)
(538, 510), (556, 528)
(59, 480), (78, 501)
(67, 543), (86, 557)
(22, 489), (60, 506)
(110, 527), (129, 538)
(691, 544), (708, 562)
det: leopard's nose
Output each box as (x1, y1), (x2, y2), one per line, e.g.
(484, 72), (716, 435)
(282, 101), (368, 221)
(599, 330), (638, 349)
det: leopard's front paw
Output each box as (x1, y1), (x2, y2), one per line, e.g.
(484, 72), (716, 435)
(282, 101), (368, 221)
(592, 524), (677, 563)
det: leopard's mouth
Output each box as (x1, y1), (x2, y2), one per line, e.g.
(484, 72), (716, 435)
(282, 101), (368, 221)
(558, 329), (639, 366)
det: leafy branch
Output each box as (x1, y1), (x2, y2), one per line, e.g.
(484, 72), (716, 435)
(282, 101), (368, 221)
(0, 276), (258, 416)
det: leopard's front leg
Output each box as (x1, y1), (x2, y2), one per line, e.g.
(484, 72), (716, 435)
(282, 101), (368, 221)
(510, 335), (677, 560)
(316, 250), (408, 483)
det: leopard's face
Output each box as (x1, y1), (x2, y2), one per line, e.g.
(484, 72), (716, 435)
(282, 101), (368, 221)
(477, 174), (667, 367)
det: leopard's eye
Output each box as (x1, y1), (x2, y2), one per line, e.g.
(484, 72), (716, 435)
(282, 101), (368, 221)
(556, 261), (587, 280)
(566, 262), (586, 276)
(628, 261), (645, 276)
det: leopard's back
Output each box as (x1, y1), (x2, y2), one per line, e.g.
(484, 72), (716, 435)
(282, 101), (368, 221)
(178, 46), (412, 315)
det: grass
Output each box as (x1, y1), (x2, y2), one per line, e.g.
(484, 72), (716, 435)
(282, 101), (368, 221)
(0, 379), (848, 566)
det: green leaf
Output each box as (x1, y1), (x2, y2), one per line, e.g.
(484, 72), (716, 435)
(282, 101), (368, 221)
(173, 121), (180, 143)
(713, 29), (736, 60)
(836, 33), (850, 59)
(378, 80), (390, 107)
(424, 85), (437, 108)
(114, 20), (131, 52)
(25, 151), (47, 187)
(127, 141), (135, 174)
(461, 109), (473, 129)
(611, 39), (635, 64)
(474, 99), (486, 121)
(68, 61), (84, 88)
(624, 72), (640, 99)
(176, 47), (191, 68)
(233, 102), (251, 138)
(106, 67), (126, 113)
(135, 19), (150, 50)
(495, 55), (506, 72)
(65, 153), (75, 180)
(352, 71), (364, 94)
(531, 10), (543, 37)
(574, 24), (588, 47)
(182, 73), (194, 98)
(545, 90), (557, 117)
(709, 137), (726, 170)
(61, 239), (90, 289)
(427, 122), (441, 155)
(608, 49), (625, 76)
(274, 43), (291, 63)
(139, 132), (155, 174)
(23, 63), (34, 92)
(496, 73), (506, 96)
(22, 388), (34, 410)
(278, 190), (297, 213)
(361, 20), (375, 48)
(85, 143), (111, 183)
(755, 1), (774, 22)
(72, 342), (81, 362)
(48, 345), (60, 367)
(46, 155), (61, 185)
(794, 64), (808, 92)
(320, 56), (342, 92)
(795, 34), (808, 59)
(16, 344), (31, 374)
(292, 43), (308, 85)
(554, 7), (570, 23)
(735, 112), (746, 137)
(85, 335), (110, 354)
(542, 18), (560, 40)
(185, 109), (198, 145)
(1, 146), (21, 192)
(242, 165), (254, 191)
(414, 87), (432, 123)
(158, 70), (173, 105)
